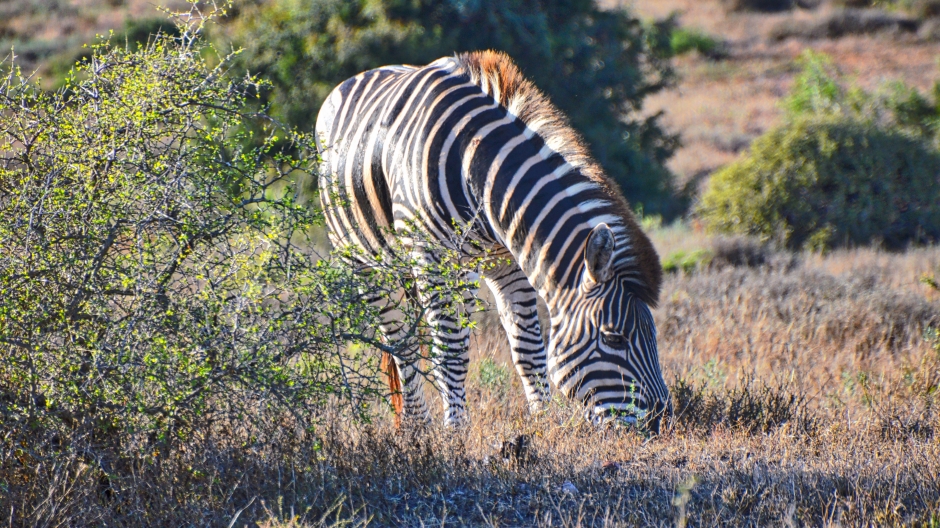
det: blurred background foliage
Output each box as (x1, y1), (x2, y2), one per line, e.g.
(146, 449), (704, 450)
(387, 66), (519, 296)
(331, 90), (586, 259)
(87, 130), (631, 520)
(218, 0), (686, 217)
(5, 1), (940, 245)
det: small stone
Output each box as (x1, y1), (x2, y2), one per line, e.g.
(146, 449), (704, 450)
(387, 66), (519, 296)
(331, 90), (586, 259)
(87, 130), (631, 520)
(560, 481), (579, 496)
(500, 434), (529, 464)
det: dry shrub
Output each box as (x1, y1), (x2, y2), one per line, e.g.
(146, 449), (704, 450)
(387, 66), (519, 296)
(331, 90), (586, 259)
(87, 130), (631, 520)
(708, 235), (777, 269)
(662, 236), (789, 275)
(671, 377), (816, 434)
(914, 0), (940, 17)
(770, 8), (921, 40)
(833, 0), (940, 18)
(720, 0), (794, 13)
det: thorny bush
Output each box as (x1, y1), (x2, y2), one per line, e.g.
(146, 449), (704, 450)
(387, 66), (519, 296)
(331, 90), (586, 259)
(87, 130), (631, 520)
(0, 4), (483, 520)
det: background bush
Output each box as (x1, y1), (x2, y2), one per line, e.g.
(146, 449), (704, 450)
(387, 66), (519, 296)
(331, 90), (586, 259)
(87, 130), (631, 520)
(720, 0), (794, 13)
(698, 52), (940, 251)
(669, 27), (722, 57)
(221, 0), (684, 217)
(699, 117), (940, 250)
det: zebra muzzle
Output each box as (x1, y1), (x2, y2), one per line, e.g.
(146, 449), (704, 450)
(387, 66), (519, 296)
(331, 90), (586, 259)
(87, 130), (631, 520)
(585, 398), (670, 434)
(585, 404), (647, 429)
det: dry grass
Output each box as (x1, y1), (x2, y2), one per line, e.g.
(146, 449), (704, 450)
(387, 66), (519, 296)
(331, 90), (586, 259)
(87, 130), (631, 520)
(5, 237), (939, 526)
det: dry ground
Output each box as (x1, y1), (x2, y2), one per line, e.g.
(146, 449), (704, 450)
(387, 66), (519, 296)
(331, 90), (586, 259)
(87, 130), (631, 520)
(616, 0), (940, 189)
(8, 234), (937, 527)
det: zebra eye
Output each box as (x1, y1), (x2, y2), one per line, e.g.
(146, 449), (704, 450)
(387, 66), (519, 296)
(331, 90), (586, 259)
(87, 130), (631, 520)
(601, 331), (626, 349)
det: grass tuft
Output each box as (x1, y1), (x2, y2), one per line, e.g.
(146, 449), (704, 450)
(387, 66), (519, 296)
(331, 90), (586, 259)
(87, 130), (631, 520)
(670, 27), (724, 58)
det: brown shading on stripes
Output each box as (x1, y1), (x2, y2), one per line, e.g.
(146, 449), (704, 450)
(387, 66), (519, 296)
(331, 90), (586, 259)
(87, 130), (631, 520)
(455, 50), (663, 305)
(380, 352), (403, 426)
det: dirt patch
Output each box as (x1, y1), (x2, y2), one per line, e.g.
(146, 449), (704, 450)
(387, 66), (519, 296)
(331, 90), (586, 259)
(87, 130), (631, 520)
(614, 0), (940, 184)
(769, 8), (921, 40)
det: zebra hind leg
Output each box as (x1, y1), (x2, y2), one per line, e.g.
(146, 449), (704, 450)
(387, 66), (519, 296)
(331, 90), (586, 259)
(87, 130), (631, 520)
(413, 256), (472, 427)
(378, 301), (431, 425)
(375, 254), (473, 427)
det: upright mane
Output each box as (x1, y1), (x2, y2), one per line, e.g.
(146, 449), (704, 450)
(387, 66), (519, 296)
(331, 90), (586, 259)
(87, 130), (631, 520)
(454, 50), (662, 305)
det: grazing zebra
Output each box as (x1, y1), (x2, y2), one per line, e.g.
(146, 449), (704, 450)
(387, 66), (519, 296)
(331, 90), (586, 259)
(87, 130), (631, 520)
(315, 50), (670, 430)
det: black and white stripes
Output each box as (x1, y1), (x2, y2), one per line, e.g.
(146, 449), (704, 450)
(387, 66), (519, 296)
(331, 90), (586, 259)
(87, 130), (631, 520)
(315, 51), (670, 429)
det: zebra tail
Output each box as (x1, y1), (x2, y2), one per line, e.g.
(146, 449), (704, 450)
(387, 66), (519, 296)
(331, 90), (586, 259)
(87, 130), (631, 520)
(381, 351), (404, 426)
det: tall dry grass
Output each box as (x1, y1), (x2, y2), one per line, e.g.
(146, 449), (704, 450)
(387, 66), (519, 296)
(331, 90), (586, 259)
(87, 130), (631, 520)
(4, 241), (940, 526)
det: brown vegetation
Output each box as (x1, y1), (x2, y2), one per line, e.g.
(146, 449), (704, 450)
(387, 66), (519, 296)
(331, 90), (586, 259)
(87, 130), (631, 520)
(6, 238), (940, 526)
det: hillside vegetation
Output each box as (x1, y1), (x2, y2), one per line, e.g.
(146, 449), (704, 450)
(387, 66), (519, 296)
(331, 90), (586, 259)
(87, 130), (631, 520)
(1, 1), (940, 527)
(698, 50), (940, 250)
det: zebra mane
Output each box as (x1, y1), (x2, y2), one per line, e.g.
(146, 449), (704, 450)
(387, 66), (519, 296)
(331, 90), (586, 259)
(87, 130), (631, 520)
(455, 50), (662, 306)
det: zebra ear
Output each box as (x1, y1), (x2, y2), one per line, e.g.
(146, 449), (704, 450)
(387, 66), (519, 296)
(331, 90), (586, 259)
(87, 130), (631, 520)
(584, 223), (616, 284)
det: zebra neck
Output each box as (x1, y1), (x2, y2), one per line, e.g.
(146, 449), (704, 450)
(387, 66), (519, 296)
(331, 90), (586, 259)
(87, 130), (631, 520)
(480, 154), (634, 311)
(501, 214), (633, 312)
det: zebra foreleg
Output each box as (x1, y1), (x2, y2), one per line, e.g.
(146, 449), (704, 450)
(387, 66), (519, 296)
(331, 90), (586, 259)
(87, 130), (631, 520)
(483, 262), (551, 413)
(412, 261), (472, 427)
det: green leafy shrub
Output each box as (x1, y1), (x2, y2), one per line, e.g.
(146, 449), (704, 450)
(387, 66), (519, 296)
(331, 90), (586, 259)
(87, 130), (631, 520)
(780, 51), (847, 117)
(0, 6), (484, 517)
(662, 249), (713, 274)
(924, 273), (940, 291)
(670, 27), (721, 57)
(699, 116), (940, 250)
(475, 357), (512, 395)
(0, 9), (355, 445)
(782, 51), (940, 145)
(221, 0), (685, 217)
(700, 52), (940, 251)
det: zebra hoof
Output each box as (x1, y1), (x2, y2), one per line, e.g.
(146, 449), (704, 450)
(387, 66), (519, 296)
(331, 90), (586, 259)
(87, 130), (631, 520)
(527, 400), (548, 415)
(443, 410), (469, 428)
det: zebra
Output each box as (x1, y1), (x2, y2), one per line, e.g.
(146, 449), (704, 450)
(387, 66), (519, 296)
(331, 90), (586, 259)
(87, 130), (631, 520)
(314, 50), (670, 431)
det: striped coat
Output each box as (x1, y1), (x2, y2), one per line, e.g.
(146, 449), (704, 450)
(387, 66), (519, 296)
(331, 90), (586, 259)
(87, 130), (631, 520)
(315, 51), (670, 430)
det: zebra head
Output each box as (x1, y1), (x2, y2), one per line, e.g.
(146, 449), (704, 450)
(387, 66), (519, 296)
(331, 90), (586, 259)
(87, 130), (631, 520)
(546, 222), (671, 433)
